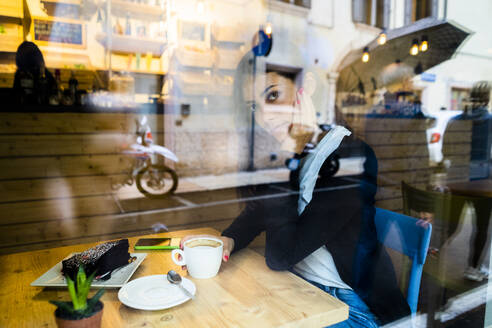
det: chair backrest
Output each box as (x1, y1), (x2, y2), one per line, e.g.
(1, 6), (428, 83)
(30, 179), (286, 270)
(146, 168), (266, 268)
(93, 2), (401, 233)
(374, 207), (432, 313)
(401, 181), (467, 228)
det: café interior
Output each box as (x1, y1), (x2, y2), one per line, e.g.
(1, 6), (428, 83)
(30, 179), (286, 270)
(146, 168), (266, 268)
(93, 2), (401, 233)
(0, 0), (491, 327)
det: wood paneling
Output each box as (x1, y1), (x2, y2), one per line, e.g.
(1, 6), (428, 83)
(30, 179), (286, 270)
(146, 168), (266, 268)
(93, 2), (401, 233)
(348, 118), (430, 132)
(0, 113), (165, 134)
(0, 154), (130, 180)
(372, 144), (429, 159)
(362, 132), (427, 145)
(0, 112), (176, 253)
(0, 201), (242, 250)
(0, 134), (131, 157)
(345, 116), (473, 213)
(378, 155), (468, 173)
(0, 113), (474, 253)
(377, 169), (432, 186)
(0, 174), (126, 203)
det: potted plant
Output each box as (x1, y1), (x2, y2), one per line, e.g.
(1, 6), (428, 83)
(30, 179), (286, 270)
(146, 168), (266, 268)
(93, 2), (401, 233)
(50, 266), (105, 328)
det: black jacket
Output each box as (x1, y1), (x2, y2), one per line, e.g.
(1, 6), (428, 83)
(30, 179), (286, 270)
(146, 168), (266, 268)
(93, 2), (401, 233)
(222, 140), (411, 324)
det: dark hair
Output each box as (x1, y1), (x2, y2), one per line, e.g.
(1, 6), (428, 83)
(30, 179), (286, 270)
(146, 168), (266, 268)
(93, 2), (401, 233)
(15, 41), (45, 73)
(470, 81), (490, 108)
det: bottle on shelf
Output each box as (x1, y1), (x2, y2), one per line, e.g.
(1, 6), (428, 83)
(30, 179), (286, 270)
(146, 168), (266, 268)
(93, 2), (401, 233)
(136, 53), (141, 70)
(37, 66), (49, 105)
(146, 52), (152, 70)
(68, 71), (79, 105)
(16, 70), (34, 105)
(114, 19), (124, 35)
(137, 24), (146, 38)
(125, 13), (132, 36)
(49, 69), (62, 106)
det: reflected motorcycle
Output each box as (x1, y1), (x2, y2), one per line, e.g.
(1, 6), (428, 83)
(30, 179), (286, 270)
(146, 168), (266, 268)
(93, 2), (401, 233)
(112, 116), (179, 198)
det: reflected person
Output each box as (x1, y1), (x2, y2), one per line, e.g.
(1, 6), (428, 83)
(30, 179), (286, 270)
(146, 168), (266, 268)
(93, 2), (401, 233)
(181, 52), (410, 327)
(444, 82), (492, 282)
(13, 41), (57, 106)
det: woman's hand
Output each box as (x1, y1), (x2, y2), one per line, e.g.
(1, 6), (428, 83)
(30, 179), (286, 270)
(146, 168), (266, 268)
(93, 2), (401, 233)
(180, 234), (234, 262)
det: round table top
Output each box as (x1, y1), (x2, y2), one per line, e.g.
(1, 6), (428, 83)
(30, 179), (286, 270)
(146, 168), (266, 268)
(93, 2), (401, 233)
(447, 179), (492, 198)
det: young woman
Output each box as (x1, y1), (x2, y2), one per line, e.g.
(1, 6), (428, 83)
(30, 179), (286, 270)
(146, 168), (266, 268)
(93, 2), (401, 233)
(181, 52), (410, 327)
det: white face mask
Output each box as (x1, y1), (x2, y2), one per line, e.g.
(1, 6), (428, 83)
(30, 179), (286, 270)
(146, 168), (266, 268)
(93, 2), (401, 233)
(249, 71), (319, 153)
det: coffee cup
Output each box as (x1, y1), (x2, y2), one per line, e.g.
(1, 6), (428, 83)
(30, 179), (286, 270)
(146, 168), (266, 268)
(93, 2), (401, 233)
(171, 237), (223, 279)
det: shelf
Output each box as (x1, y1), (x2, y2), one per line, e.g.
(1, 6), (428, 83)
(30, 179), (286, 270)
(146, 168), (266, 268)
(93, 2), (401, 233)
(95, 67), (166, 75)
(0, 35), (21, 53)
(42, 51), (92, 70)
(124, 68), (166, 75)
(41, 0), (82, 5)
(110, 0), (166, 21)
(0, 1), (23, 20)
(96, 33), (167, 56)
(0, 15), (23, 23)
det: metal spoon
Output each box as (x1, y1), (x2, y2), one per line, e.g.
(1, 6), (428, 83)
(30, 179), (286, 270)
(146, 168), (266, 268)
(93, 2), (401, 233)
(167, 270), (195, 300)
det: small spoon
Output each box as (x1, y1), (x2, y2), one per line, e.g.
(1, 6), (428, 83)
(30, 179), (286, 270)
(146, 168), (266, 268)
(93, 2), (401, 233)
(167, 270), (195, 300)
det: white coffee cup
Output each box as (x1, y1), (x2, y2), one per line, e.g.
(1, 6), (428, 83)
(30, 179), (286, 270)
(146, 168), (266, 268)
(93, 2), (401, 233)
(171, 237), (223, 279)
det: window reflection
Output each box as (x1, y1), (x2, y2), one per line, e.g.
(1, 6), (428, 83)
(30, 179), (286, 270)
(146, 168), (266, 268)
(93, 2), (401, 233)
(0, 0), (490, 327)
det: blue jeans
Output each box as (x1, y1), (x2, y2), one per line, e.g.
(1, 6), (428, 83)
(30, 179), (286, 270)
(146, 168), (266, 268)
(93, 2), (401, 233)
(306, 280), (379, 328)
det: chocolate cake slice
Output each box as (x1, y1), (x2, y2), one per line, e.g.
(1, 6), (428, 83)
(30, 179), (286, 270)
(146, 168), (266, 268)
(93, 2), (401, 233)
(62, 239), (133, 281)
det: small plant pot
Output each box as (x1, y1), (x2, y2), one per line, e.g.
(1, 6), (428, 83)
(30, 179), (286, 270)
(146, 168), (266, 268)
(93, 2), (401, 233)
(54, 302), (103, 328)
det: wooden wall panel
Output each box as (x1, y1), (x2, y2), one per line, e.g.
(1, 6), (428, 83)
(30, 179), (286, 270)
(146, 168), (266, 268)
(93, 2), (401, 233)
(0, 113), (131, 134)
(376, 198), (403, 212)
(377, 169), (432, 186)
(0, 113), (165, 134)
(361, 132), (427, 145)
(346, 116), (473, 213)
(0, 155), (130, 180)
(0, 218), (237, 255)
(0, 112), (175, 253)
(0, 174), (126, 203)
(444, 120), (472, 132)
(378, 155), (468, 173)
(0, 195), (119, 225)
(0, 113), (474, 253)
(372, 145), (429, 159)
(348, 118), (429, 132)
(0, 134), (131, 157)
(0, 201), (242, 249)
(376, 183), (426, 201)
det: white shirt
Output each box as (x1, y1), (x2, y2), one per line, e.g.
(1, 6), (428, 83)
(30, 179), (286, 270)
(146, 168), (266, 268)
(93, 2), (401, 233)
(293, 246), (352, 290)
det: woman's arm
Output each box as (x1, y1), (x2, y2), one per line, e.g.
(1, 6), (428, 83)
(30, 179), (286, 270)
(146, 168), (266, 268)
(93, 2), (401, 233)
(181, 196), (266, 262)
(264, 188), (363, 271)
(221, 199), (265, 253)
(264, 140), (378, 271)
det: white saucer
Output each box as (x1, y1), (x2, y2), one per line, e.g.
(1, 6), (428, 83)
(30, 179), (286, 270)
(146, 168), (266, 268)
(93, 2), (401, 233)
(118, 274), (196, 310)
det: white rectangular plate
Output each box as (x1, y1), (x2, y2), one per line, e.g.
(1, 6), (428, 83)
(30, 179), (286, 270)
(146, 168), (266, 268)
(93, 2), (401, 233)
(31, 253), (147, 288)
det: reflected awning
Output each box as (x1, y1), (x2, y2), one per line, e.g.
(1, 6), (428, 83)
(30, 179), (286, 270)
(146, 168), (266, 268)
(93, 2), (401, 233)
(337, 18), (471, 93)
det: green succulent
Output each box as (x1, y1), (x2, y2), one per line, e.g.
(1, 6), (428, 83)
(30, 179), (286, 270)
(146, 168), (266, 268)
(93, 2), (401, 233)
(50, 266), (105, 320)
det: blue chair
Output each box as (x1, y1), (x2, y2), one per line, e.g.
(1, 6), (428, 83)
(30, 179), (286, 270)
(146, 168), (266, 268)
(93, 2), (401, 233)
(374, 207), (432, 313)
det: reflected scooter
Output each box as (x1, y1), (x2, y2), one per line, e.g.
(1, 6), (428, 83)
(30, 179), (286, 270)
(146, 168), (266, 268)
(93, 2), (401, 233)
(112, 116), (179, 198)
(286, 124), (340, 190)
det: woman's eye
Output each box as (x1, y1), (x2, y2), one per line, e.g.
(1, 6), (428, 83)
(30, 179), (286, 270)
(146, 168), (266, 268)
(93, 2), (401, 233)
(265, 90), (280, 103)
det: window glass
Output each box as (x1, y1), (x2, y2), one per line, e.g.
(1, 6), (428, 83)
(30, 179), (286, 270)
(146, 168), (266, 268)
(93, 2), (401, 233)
(0, 0), (491, 327)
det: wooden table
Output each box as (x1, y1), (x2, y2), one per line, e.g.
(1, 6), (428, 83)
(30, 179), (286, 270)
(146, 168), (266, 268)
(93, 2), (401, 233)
(447, 179), (492, 198)
(0, 228), (348, 328)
